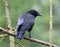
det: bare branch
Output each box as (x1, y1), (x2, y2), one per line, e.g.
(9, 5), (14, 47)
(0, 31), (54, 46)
(3, 0), (15, 47)
(0, 27), (15, 36)
(15, 41), (24, 47)
(0, 34), (7, 37)
(0, 27), (58, 47)
(49, 0), (53, 47)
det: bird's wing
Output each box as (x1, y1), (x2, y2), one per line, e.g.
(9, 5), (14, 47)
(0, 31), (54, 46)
(20, 18), (34, 31)
(16, 16), (24, 31)
(17, 17), (24, 25)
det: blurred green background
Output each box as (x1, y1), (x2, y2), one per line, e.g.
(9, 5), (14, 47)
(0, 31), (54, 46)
(0, 0), (60, 47)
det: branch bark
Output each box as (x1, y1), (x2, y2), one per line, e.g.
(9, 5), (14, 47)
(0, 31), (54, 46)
(0, 27), (58, 47)
(3, 0), (15, 47)
(50, 0), (53, 47)
(0, 34), (7, 37)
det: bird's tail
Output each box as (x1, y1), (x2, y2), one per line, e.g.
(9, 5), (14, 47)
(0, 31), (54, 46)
(16, 31), (25, 40)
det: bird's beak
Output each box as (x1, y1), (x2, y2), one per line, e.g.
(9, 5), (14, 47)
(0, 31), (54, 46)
(39, 14), (42, 16)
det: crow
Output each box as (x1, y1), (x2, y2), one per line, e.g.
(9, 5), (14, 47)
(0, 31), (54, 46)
(16, 10), (41, 39)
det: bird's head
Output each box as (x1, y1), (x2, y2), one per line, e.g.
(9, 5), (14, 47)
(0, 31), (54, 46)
(27, 10), (41, 17)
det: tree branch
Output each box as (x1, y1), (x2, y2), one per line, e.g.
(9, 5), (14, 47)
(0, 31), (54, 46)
(3, 0), (15, 47)
(0, 34), (7, 37)
(50, 0), (53, 47)
(0, 27), (58, 47)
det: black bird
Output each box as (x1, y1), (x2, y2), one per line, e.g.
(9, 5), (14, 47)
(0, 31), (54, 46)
(16, 10), (41, 39)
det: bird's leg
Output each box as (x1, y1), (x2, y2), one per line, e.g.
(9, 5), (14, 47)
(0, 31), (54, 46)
(22, 32), (25, 39)
(29, 32), (31, 38)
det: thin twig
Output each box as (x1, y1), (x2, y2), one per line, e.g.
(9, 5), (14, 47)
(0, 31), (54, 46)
(15, 41), (24, 47)
(0, 34), (5, 44)
(3, 0), (15, 47)
(0, 34), (7, 37)
(50, 0), (53, 47)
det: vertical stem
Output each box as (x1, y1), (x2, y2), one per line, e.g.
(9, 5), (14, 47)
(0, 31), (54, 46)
(50, 0), (52, 47)
(3, 0), (15, 47)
